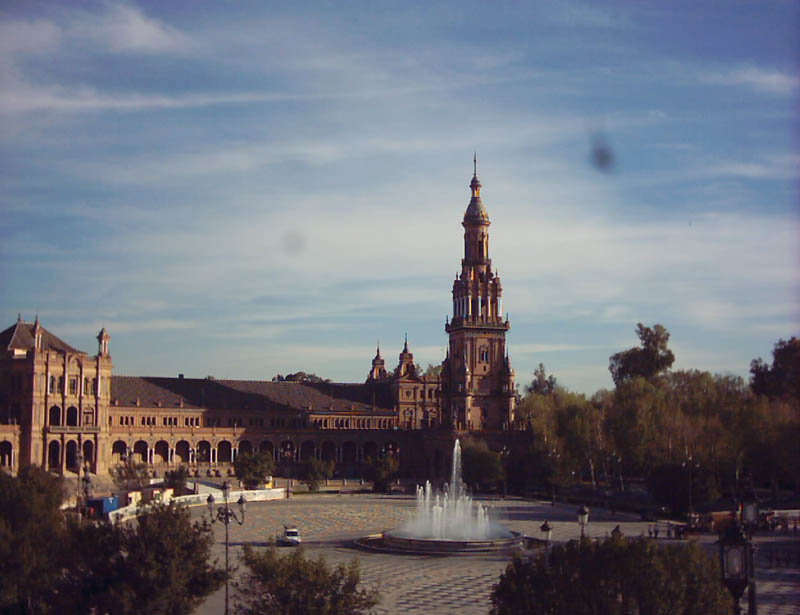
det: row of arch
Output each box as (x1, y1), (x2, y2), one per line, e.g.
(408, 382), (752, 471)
(46, 439), (94, 471)
(110, 438), (400, 466)
(311, 417), (395, 429)
(47, 405), (94, 427)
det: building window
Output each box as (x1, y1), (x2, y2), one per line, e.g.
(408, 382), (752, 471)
(69, 378), (78, 395)
(480, 349), (489, 362)
(48, 376), (55, 394)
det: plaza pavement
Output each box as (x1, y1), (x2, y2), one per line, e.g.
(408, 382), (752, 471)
(193, 494), (800, 615)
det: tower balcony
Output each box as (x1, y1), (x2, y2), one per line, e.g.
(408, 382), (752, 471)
(446, 315), (510, 332)
(47, 425), (101, 434)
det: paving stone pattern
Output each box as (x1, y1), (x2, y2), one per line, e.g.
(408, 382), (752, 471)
(193, 495), (800, 615)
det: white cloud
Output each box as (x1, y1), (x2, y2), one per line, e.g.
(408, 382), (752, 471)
(0, 19), (61, 55)
(68, 1), (191, 55)
(701, 65), (799, 95)
(0, 85), (299, 114)
(703, 154), (800, 180)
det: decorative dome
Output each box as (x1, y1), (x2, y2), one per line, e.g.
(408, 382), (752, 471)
(464, 157), (489, 222)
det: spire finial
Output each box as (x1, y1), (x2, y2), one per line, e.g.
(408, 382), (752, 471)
(17, 313), (22, 323)
(403, 332), (409, 352)
(473, 151), (477, 176)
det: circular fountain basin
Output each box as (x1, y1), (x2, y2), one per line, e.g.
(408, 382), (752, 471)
(382, 529), (523, 554)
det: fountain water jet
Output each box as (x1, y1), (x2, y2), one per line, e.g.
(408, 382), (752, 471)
(375, 440), (522, 554)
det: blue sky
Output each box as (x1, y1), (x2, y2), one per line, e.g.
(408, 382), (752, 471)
(1, 1), (798, 394)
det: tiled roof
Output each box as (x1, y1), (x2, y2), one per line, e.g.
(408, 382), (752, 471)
(1, 320), (82, 354)
(111, 376), (395, 414)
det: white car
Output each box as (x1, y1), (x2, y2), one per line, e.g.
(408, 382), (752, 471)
(278, 525), (301, 546)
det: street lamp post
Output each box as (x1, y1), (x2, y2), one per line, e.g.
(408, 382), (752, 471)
(718, 521), (753, 615)
(741, 495), (759, 615)
(281, 443), (293, 498)
(75, 452), (92, 519)
(577, 504), (590, 539)
(540, 520), (552, 554)
(207, 481), (246, 615)
(81, 462), (92, 515)
(75, 452), (83, 515)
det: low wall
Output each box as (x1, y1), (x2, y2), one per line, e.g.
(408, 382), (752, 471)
(108, 487), (285, 523)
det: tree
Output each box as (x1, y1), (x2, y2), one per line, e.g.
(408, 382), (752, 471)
(273, 372), (331, 383)
(609, 323), (675, 386)
(235, 544), (379, 615)
(526, 363), (557, 396)
(164, 465), (190, 495)
(505, 437), (563, 496)
(423, 363), (443, 377)
(604, 377), (666, 477)
(110, 458), (150, 492)
(647, 462), (720, 517)
(0, 465), (67, 614)
(58, 502), (225, 615)
(235, 451), (275, 489)
(554, 394), (604, 488)
(490, 534), (730, 615)
(298, 458), (335, 491)
(364, 454), (398, 492)
(750, 337), (800, 401)
(460, 440), (504, 491)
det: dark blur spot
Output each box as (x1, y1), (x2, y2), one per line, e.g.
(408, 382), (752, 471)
(590, 136), (616, 173)
(282, 229), (306, 254)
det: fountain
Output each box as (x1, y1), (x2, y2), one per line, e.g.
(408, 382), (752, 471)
(366, 440), (522, 554)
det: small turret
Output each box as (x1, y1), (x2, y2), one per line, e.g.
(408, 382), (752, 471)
(97, 328), (110, 357)
(367, 343), (387, 382)
(396, 334), (416, 378)
(33, 315), (42, 351)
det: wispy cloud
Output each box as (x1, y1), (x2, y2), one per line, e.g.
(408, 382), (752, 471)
(0, 86), (301, 114)
(67, 1), (191, 55)
(700, 65), (799, 95)
(704, 154), (800, 180)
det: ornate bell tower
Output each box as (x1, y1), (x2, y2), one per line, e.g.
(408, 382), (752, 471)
(443, 158), (515, 431)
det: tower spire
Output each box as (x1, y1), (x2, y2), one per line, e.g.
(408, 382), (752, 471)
(473, 151), (477, 177)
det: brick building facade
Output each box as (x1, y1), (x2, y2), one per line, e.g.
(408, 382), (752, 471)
(0, 167), (515, 480)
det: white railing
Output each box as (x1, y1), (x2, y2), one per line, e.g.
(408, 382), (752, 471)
(107, 487), (286, 523)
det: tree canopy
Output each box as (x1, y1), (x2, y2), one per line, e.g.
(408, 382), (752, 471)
(0, 470), (224, 615)
(609, 323), (675, 386)
(235, 545), (379, 615)
(298, 458), (335, 491)
(460, 440), (505, 491)
(0, 465), (67, 613)
(164, 465), (190, 494)
(59, 502), (224, 615)
(526, 363), (557, 396)
(750, 336), (800, 401)
(491, 534), (730, 615)
(513, 329), (800, 507)
(109, 458), (150, 492)
(272, 371), (331, 383)
(364, 454), (398, 492)
(235, 451), (275, 489)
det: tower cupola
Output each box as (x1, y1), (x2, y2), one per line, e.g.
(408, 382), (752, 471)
(97, 328), (110, 357)
(367, 343), (387, 381)
(464, 154), (489, 223)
